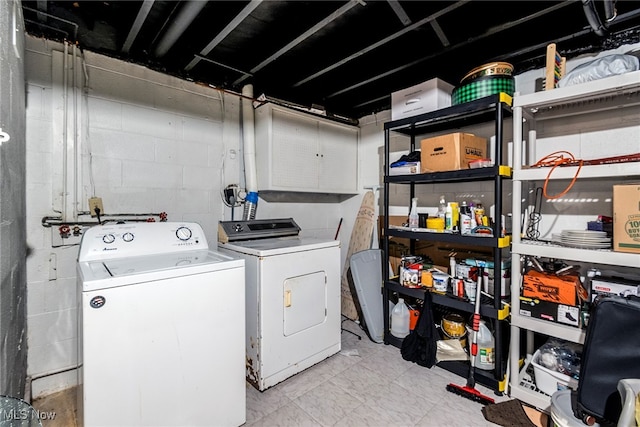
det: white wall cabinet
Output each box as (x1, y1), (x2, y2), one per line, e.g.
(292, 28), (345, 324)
(508, 71), (640, 410)
(254, 103), (358, 197)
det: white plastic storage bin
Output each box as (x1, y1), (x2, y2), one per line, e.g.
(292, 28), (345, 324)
(391, 78), (454, 121)
(531, 349), (579, 396)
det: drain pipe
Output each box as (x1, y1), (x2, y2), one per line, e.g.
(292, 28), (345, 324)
(154, 1), (208, 58)
(242, 84), (258, 220)
(62, 41), (69, 221)
(582, 0), (608, 36)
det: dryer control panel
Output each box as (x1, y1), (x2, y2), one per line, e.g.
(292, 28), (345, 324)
(218, 218), (300, 243)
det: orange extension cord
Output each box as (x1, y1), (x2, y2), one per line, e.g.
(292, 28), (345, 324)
(533, 151), (583, 199)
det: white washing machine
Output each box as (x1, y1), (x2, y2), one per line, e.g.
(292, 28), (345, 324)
(218, 218), (341, 391)
(77, 222), (246, 427)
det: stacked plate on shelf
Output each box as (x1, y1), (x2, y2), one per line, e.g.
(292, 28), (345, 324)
(554, 230), (612, 249)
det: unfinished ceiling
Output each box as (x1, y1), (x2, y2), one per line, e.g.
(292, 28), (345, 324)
(21, 0), (640, 121)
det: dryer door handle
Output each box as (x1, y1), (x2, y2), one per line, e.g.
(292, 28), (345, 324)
(284, 290), (292, 307)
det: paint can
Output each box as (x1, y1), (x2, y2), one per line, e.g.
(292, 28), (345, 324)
(432, 272), (449, 293)
(464, 278), (477, 303)
(441, 313), (468, 348)
(452, 277), (464, 298)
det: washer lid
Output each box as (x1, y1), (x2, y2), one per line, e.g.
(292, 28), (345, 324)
(78, 249), (244, 291)
(220, 236), (339, 256)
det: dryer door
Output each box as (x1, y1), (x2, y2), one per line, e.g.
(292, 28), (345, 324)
(283, 271), (326, 336)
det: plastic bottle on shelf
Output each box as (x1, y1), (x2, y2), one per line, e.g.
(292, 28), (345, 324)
(475, 320), (496, 370)
(445, 202), (453, 230)
(459, 201), (472, 234)
(438, 195), (447, 219)
(390, 298), (410, 338)
(409, 198), (419, 229)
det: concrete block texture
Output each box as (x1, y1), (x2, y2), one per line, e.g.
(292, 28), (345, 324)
(24, 33), (234, 395)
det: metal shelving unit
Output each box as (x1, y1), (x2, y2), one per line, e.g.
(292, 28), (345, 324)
(382, 93), (513, 393)
(508, 70), (640, 411)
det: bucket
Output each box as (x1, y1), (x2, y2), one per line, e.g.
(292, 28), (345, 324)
(550, 389), (599, 427)
(441, 313), (467, 348)
(432, 272), (449, 293)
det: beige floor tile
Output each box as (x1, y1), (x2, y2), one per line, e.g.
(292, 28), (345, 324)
(29, 328), (500, 427)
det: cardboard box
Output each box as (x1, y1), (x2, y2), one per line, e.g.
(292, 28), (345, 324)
(420, 133), (487, 172)
(522, 270), (587, 306)
(613, 184), (640, 254)
(391, 78), (454, 121)
(519, 297), (581, 328)
(590, 276), (640, 301)
(389, 162), (420, 176)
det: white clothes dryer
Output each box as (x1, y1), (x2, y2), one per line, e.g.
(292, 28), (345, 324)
(218, 218), (341, 391)
(77, 222), (245, 427)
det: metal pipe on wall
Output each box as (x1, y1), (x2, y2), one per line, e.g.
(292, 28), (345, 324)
(73, 42), (79, 222)
(242, 84), (258, 220)
(61, 41), (68, 221)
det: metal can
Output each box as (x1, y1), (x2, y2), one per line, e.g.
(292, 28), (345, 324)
(464, 278), (477, 302)
(453, 277), (464, 298)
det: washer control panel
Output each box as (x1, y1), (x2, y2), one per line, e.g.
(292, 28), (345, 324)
(78, 222), (209, 262)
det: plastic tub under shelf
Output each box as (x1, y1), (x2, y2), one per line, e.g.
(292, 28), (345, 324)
(531, 349), (579, 397)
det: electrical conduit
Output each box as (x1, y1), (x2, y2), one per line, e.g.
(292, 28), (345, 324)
(242, 84), (258, 220)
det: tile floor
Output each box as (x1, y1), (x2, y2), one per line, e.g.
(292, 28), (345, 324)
(32, 319), (509, 427)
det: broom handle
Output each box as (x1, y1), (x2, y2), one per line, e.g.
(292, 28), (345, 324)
(470, 270), (483, 357)
(467, 268), (484, 388)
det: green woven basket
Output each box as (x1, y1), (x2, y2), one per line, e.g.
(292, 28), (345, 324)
(452, 75), (515, 105)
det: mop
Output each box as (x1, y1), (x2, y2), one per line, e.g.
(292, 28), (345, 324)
(446, 268), (495, 405)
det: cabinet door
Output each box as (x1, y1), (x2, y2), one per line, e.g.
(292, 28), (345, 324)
(318, 121), (358, 193)
(270, 108), (319, 190)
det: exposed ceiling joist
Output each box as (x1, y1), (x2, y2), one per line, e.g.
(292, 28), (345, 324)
(122, 0), (155, 54)
(20, 0), (640, 120)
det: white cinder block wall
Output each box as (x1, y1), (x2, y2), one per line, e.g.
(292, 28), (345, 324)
(25, 36), (246, 397)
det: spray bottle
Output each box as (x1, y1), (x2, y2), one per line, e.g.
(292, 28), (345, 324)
(409, 198), (419, 229)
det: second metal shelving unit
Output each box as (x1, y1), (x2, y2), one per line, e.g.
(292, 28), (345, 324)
(508, 70), (640, 410)
(382, 93), (513, 393)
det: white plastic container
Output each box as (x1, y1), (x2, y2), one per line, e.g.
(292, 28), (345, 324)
(475, 320), (495, 371)
(390, 298), (410, 338)
(531, 349), (579, 396)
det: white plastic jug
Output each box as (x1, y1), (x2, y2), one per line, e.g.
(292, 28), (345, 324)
(390, 298), (410, 338)
(475, 320), (495, 370)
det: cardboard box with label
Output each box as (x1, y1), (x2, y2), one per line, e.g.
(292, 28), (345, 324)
(519, 297), (581, 328)
(522, 270), (588, 306)
(613, 184), (640, 254)
(391, 78), (454, 121)
(590, 276), (640, 301)
(420, 133), (487, 172)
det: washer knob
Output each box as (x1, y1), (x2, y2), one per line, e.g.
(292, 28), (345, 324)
(176, 226), (192, 241)
(102, 234), (116, 244)
(122, 232), (134, 242)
